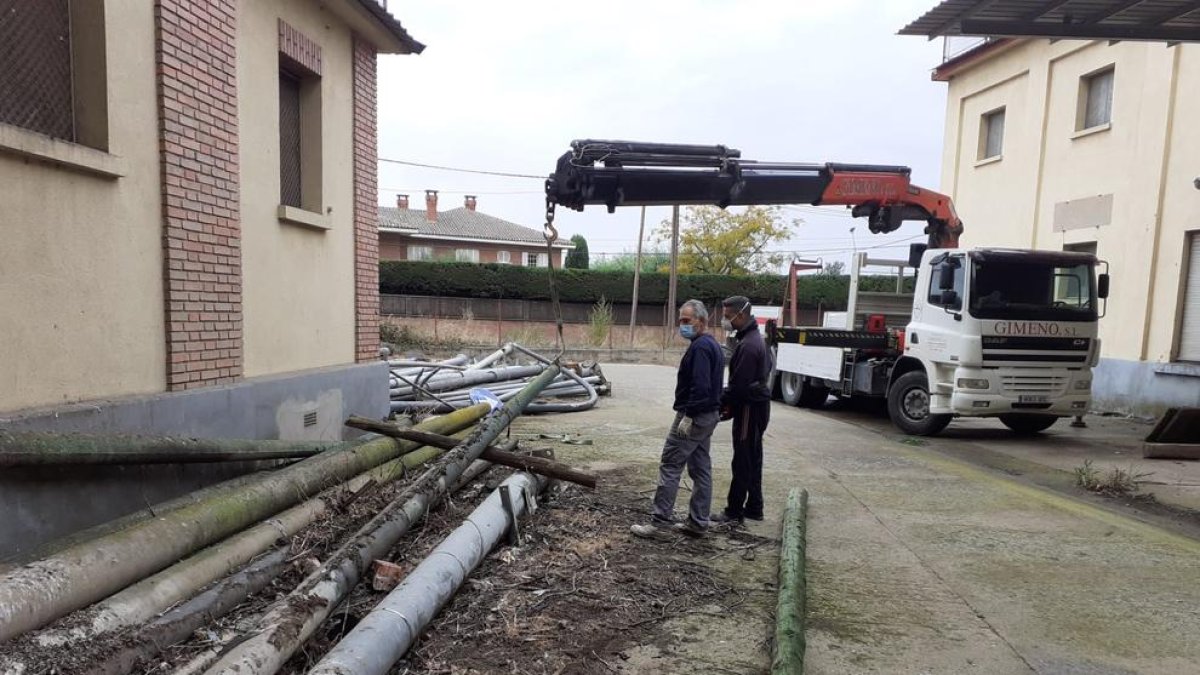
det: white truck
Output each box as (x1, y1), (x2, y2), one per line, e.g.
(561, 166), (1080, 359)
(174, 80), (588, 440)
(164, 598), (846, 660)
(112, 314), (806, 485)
(769, 246), (1109, 435)
(541, 139), (1109, 435)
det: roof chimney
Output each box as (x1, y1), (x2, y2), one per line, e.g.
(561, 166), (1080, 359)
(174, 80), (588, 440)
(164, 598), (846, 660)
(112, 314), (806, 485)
(464, 195), (477, 211)
(397, 193), (409, 209)
(424, 190), (438, 222)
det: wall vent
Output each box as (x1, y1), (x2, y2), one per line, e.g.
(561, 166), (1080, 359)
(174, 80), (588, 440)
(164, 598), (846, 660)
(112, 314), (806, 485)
(303, 410), (318, 427)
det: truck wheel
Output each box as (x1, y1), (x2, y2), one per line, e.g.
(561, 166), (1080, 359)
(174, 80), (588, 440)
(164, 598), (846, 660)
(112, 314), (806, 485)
(768, 346), (783, 401)
(780, 371), (803, 406)
(797, 380), (829, 409)
(999, 414), (1058, 435)
(887, 371), (952, 436)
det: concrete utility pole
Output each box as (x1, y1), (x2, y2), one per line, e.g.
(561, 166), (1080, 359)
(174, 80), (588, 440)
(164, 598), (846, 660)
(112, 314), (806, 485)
(666, 205), (680, 346)
(630, 206), (646, 347)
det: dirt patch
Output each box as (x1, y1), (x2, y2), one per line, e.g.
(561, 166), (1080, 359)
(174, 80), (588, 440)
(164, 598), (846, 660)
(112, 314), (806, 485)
(5, 462), (775, 675)
(398, 469), (769, 675)
(277, 467), (771, 674)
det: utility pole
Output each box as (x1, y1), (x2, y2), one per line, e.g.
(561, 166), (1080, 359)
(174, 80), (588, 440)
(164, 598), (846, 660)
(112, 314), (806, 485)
(666, 205), (680, 347)
(630, 206), (646, 347)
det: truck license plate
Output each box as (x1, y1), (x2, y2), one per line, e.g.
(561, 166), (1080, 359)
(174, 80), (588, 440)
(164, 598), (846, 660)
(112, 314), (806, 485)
(1018, 395), (1050, 404)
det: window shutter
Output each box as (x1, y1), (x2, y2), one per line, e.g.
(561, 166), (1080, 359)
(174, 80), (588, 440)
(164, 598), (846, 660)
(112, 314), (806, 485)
(278, 72), (303, 208)
(0, 0), (75, 140)
(1177, 234), (1200, 362)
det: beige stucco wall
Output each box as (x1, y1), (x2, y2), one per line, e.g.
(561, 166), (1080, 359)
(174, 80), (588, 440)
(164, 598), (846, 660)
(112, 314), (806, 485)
(940, 40), (1200, 363)
(239, 0), (357, 377)
(0, 0), (165, 411)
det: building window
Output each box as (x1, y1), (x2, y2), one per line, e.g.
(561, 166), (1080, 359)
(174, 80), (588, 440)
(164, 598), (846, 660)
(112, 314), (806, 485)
(496, 251), (511, 264)
(455, 248), (480, 263)
(0, 0), (108, 148)
(1078, 67), (1114, 131)
(278, 27), (323, 212)
(408, 245), (433, 261)
(978, 107), (1004, 160)
(526, 252), (539, 267)
(278, 72), (303, 207)
(1176, 233), (1200, 362)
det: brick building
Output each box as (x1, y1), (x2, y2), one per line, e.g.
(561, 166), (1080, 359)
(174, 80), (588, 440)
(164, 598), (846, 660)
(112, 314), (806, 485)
(380, 191), (574, 267)
(0, 1), (421, 554)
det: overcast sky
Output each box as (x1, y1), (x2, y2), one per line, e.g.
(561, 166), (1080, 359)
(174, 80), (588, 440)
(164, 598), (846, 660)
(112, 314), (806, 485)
(377, 0), (948, 270)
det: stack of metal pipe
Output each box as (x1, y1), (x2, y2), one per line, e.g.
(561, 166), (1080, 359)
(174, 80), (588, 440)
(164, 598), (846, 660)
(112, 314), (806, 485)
(388, 342), (609, 415)
(0, 369), (575, 674)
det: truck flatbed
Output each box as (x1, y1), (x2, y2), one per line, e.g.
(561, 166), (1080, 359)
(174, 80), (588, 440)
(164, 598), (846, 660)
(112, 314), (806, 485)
(770, 325), (893, 351)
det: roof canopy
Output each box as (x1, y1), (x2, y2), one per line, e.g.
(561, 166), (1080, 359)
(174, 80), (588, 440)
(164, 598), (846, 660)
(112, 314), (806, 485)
(902, 0), (1200, 43)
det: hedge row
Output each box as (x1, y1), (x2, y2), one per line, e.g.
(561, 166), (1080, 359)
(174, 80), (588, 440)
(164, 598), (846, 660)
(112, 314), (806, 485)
(378, 261), (898, 309)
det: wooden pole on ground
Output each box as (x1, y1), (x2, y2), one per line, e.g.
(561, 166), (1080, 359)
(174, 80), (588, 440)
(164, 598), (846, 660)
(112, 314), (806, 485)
(771, 488), (808, 675)
(346, 417), (598, 488)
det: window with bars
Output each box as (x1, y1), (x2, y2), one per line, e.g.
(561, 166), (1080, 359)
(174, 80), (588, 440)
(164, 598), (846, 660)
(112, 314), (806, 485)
(1078, 67), (1114, 131)
(0, 0), (107, 148)
(978, 107), (1004, 161)
(278, 71), (303, 208)
(278, 59), (322, 212)
(1176, 233), (1200, 363)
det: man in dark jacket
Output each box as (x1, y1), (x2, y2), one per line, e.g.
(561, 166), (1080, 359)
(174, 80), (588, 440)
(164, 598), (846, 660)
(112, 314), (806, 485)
(632, 299), (725, 539)
(713, 296), (772, 525)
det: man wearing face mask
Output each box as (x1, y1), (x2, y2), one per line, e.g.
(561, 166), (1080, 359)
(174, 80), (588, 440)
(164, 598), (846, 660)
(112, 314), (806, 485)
(631, 299), (725, 539)
(712, 296), (772, 525)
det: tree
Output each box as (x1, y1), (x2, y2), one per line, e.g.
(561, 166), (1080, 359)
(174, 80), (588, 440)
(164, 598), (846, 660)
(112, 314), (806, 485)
(820, 260), (845, 277)
(591, 250), (670, 273)
(565, 234), (590, 269)
(652, 206), (796, 275)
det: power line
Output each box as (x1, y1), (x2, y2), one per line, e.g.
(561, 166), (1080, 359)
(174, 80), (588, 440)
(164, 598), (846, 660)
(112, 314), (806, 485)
(378, 157), (544, 180)
(587, 234), (926, 258)
(380, 187), (543, 196)
(781, 205), (853, 219)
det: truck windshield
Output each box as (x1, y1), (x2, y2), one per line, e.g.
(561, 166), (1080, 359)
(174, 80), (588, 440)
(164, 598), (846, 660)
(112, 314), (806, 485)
(969, 259), (1096, 321)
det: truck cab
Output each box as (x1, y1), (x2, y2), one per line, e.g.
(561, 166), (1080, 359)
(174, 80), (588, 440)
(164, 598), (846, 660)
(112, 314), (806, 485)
(891, 246), (1108, 434)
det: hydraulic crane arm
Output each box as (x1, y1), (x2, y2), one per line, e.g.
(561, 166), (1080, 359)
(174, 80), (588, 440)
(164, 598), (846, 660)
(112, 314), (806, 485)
(544, 139), (963, 248)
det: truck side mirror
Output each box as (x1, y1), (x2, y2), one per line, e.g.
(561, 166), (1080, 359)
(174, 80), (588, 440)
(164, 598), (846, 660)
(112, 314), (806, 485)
(908, 243), (927, 268)
(1098, 273), (1110, 299)
(938, 264), (956, 291)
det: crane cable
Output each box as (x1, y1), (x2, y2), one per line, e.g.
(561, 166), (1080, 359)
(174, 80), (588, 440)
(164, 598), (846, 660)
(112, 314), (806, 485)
(542, 199), (566, 360)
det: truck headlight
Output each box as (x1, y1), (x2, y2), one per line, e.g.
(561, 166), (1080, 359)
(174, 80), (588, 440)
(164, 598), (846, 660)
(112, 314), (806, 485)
(956, 378), (990, 390)
(1074, 379), (1091, 391)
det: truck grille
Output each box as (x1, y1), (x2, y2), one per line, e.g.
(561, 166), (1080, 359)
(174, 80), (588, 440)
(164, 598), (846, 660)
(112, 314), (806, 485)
(1000, 375), (1068, 397)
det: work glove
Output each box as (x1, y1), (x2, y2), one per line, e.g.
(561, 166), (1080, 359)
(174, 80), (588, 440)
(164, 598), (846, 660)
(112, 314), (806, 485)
(676, 416), (694, 438)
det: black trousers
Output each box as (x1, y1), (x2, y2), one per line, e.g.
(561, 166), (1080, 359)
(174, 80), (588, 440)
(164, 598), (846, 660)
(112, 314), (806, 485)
(725, 400), (770, 518)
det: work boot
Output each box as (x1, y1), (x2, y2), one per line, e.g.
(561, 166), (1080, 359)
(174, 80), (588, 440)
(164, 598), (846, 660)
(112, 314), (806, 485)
(673, 520), (707, 538)
(710, 511), (744, 526)
(630, 518), (672, 540)
(743, 512), (765, 522)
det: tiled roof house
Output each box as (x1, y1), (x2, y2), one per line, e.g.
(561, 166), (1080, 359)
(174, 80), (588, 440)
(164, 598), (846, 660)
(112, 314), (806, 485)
(380, 190), (573, 267)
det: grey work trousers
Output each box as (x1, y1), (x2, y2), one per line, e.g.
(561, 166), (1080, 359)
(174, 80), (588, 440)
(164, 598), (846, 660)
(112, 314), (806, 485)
(652, 410), (719, 529)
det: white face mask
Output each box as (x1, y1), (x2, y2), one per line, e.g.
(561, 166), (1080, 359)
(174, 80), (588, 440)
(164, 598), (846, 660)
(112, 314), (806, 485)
(723, 302), (750, 333)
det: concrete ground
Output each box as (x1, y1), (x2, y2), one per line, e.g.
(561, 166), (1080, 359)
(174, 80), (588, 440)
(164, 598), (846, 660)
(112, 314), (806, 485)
(516, 364), (1200, 674)
(811, 400), (1200, 512)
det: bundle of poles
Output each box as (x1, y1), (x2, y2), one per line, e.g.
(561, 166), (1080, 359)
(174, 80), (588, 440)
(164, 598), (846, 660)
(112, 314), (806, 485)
(0, 366), (599, 675)
(388, 342), (609, 415)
